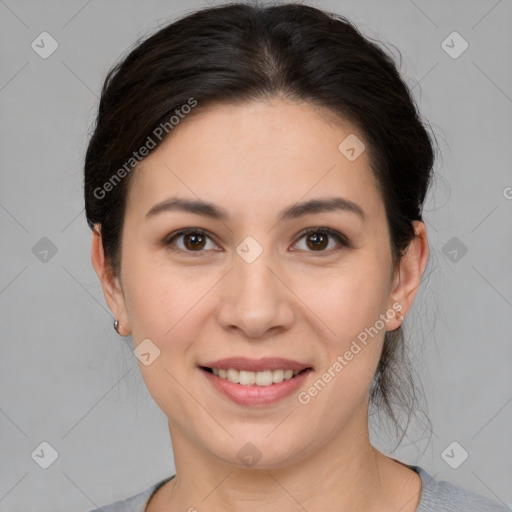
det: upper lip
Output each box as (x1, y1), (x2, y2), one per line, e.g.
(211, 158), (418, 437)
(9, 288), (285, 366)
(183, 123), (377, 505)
(200, 357), (312, 372)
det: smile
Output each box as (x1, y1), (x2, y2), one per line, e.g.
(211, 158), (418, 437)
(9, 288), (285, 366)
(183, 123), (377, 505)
(199, 366), (313, 406)
(202, 367), (306, 386)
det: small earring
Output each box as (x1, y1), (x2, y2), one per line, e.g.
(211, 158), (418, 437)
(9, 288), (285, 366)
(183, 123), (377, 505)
(397, 314), (404, 322)
(113, 318), (121, 335)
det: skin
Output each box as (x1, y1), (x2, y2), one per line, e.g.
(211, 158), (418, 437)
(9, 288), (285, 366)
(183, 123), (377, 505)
(91, 98), (429, 512)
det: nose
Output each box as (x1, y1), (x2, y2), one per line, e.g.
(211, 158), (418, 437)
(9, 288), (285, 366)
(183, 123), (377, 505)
(215, 250), (295, 340)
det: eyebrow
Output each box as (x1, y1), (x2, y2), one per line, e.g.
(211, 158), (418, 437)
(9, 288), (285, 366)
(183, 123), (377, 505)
(145, 196), (366, 222)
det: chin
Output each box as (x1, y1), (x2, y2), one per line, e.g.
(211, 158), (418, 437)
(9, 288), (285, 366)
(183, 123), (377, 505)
(203, 429), (312, 470)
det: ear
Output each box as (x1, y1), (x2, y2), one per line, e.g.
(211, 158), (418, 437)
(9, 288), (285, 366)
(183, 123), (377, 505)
(90, 224), (131, 336)
(387, 220), (429, 330)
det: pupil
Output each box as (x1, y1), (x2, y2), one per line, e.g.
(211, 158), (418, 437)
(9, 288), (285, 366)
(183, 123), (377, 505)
(185, 233), (205, 250)
(308, 232), (327, 251)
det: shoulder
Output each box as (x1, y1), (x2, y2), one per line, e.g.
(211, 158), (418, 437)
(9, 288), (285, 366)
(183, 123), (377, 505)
(86, 476), (174, 512)
(413, 465), (510, 512)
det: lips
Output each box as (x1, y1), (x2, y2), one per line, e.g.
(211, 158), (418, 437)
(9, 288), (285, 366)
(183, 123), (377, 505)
(200, 364), (313, 406)
(199, 356), (313, 373)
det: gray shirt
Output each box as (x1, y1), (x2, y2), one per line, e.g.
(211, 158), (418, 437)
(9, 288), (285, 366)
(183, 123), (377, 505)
(88, 465), (509, 511)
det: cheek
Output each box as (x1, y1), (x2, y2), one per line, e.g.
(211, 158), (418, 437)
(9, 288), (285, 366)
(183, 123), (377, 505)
(120, 245), (202, 338)
(304, 255), (391, 339)
(123, 260), (206, 411)
(298, 252), (391, 396)
(300, 268), (389, 421)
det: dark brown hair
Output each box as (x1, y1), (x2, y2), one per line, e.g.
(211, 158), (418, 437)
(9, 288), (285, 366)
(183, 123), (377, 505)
(84, 2), (436, 442)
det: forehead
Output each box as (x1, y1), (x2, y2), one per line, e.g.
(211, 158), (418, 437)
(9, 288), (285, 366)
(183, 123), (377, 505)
(125, 99), (383, 224)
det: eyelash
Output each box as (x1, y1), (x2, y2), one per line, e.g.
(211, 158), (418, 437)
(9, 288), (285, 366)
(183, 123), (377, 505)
(163, 227), (351, 256)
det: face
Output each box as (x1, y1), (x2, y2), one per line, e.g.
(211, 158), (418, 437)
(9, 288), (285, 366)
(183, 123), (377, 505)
(93, 98), (426, 469)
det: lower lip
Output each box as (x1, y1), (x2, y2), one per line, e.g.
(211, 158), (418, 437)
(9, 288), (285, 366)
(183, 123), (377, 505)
(200, 368), (312, 406)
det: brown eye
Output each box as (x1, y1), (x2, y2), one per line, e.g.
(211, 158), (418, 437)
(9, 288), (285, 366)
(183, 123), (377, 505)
(182, 232), (206, 250)
(305, 232), (329, 251)
(164, 229), (218, 254)
(293, 228), (349, 253)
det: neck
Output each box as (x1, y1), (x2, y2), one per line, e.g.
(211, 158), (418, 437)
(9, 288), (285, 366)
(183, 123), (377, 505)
(152, 404), (419, 512)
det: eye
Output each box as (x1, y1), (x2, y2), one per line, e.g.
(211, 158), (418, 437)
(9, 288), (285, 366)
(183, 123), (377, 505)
(164, 228), (219, 255)
(292, 227), (350, 253)
(163, 227), (351, 256)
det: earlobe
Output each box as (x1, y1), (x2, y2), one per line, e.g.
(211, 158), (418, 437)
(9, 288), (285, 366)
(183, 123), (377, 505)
(388, 221), (429, 329)
(90, 224), (131, 336)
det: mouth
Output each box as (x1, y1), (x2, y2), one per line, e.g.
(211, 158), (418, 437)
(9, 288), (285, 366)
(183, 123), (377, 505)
(199, 366), (312, 386)
(197, 356), (314, 405)
(199, 363), (313, 406)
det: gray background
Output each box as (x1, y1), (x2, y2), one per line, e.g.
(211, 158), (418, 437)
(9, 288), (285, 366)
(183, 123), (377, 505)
(1, 0), (511, 510)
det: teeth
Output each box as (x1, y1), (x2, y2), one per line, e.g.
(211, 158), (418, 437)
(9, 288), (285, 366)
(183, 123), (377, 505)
(210, 368), (301, 385)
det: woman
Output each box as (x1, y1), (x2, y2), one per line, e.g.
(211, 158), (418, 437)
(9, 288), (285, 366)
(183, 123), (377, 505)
(84, 2), (507, 511)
